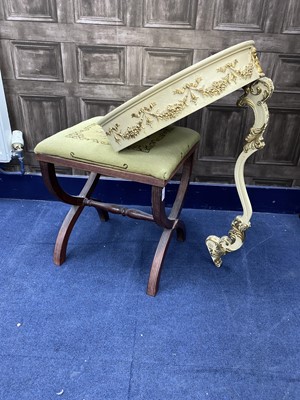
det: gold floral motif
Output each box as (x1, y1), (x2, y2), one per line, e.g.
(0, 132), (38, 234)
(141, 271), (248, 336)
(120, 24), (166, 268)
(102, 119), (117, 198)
(206, 236), (227, 268)
(132, 100), (188, 125)
(131, 129), (168, 153)
(228, 217), (251, 242)
(238, 78), (271, 107)
(238, 78), (274, 154)
(106, 100), (188, 144)
(173, 59), (255, 100)
(251, 47), (264, 76)
(217, 59), (254, 80)
(106, 57), (256, 143)
(206, 216), (251, 267)
(106, 123), (120, 143)
(66, 132), (100, 143)
(243, 125), (267, 153)
(66, 122), (109, 145)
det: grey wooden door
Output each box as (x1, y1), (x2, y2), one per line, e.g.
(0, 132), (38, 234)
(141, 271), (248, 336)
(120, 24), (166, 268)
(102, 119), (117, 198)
(0, 0), (299, 186)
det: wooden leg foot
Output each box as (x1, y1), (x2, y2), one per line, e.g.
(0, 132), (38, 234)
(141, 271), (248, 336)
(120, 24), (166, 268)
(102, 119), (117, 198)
(95, 207), (109, 222)
(38, 164), (102, 265)
(176, 220), (186, 242)
(147, 220), (182, 296)
(54, 204), (84, 265)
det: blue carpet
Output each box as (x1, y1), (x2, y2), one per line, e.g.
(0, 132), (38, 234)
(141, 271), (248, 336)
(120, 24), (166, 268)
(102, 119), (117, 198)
(0, 199), (299, 399)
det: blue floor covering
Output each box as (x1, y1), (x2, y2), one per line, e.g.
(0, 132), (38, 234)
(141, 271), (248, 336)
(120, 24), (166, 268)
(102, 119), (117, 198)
(0, 198), (299, 399)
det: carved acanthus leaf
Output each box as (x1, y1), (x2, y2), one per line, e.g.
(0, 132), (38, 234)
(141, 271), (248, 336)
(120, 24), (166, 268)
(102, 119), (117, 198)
(106, 57), (257, 143)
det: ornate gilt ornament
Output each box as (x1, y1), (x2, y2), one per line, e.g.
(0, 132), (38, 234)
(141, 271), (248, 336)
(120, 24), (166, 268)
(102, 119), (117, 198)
(250, 47), (264, 76)
(206, 77), (274, 267)
(206, 217), (251, 267)
(106, 100), (188, 143)
(106, 57), (256, 145)
(102, 41), (264, 151)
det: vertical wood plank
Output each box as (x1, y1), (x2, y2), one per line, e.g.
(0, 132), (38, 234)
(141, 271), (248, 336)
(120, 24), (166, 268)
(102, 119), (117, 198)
(126, 46), (142, 86)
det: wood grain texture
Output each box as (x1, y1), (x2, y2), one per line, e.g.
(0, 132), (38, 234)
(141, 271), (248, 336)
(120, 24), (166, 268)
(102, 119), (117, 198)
(213, 0), (267, 32)
(144, 0), (197, 28)
(197, 106), (246, 162)
(77, 45), (126, 84)
(12, 41), (63, 81)
(19, 95), (67, 151)
(143, 48), (193, 86)
(282, 0), (300, 34)
(3, 0), (57, 22)
(74, 0), (125, 25)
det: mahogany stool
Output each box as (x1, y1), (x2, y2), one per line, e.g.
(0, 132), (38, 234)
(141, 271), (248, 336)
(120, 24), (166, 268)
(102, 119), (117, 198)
(34, 117), (200, 296)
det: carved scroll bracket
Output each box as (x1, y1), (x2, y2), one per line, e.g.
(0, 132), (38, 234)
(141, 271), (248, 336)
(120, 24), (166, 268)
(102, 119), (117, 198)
(206, 77), (274, 267)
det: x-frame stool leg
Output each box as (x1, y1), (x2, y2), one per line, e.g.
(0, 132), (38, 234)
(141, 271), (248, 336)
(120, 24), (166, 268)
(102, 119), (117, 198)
(39, 162), (108, 265)
(147, 152), (194, 296)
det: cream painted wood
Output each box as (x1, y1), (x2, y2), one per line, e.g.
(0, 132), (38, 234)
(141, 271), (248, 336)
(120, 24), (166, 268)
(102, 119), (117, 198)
(97, 40), (274, 265)
(100, 41), (264, 151)
(206, 76), (274, 267)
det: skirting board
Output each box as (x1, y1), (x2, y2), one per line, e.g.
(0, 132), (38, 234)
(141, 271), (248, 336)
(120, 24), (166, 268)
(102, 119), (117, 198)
(0, 172), (299, 214)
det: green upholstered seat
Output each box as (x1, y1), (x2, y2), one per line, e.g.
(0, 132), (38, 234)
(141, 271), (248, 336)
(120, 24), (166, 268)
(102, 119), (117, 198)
(34, 117), (200, 181)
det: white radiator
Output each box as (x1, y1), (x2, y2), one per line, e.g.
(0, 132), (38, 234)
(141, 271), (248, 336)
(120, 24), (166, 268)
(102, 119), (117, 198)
(0, 69), (12, 163)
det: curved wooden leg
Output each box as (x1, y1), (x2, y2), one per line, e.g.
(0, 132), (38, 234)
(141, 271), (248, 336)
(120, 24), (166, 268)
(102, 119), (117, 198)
(95, 207), (109, 222)
(39, 161), (109, 221)
(54, 204), (84, 265)
(206, 77), (274, 267)
(53, 171), (105, 265)
(170, 151), (193, 242)
(147, 219), (185, 296)
(169, 151), (194, 220)
(151, 151), (193, 230)
(39, 161), (85, 206)
(147, 152), (194, 295)
(38, 162), (109, 265)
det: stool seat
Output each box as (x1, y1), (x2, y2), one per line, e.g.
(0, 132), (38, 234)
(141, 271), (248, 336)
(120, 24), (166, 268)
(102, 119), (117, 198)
(35, 117), (200, 183)
(35, 118), (200, 296)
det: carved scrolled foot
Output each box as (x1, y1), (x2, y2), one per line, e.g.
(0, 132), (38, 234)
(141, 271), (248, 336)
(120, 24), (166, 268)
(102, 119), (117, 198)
(206, 216), (251, 267)
(205, 236), (228, 268)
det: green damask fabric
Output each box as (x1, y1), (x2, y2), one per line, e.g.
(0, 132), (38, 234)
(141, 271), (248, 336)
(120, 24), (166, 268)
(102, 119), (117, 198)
(34, 117), (200, 180)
